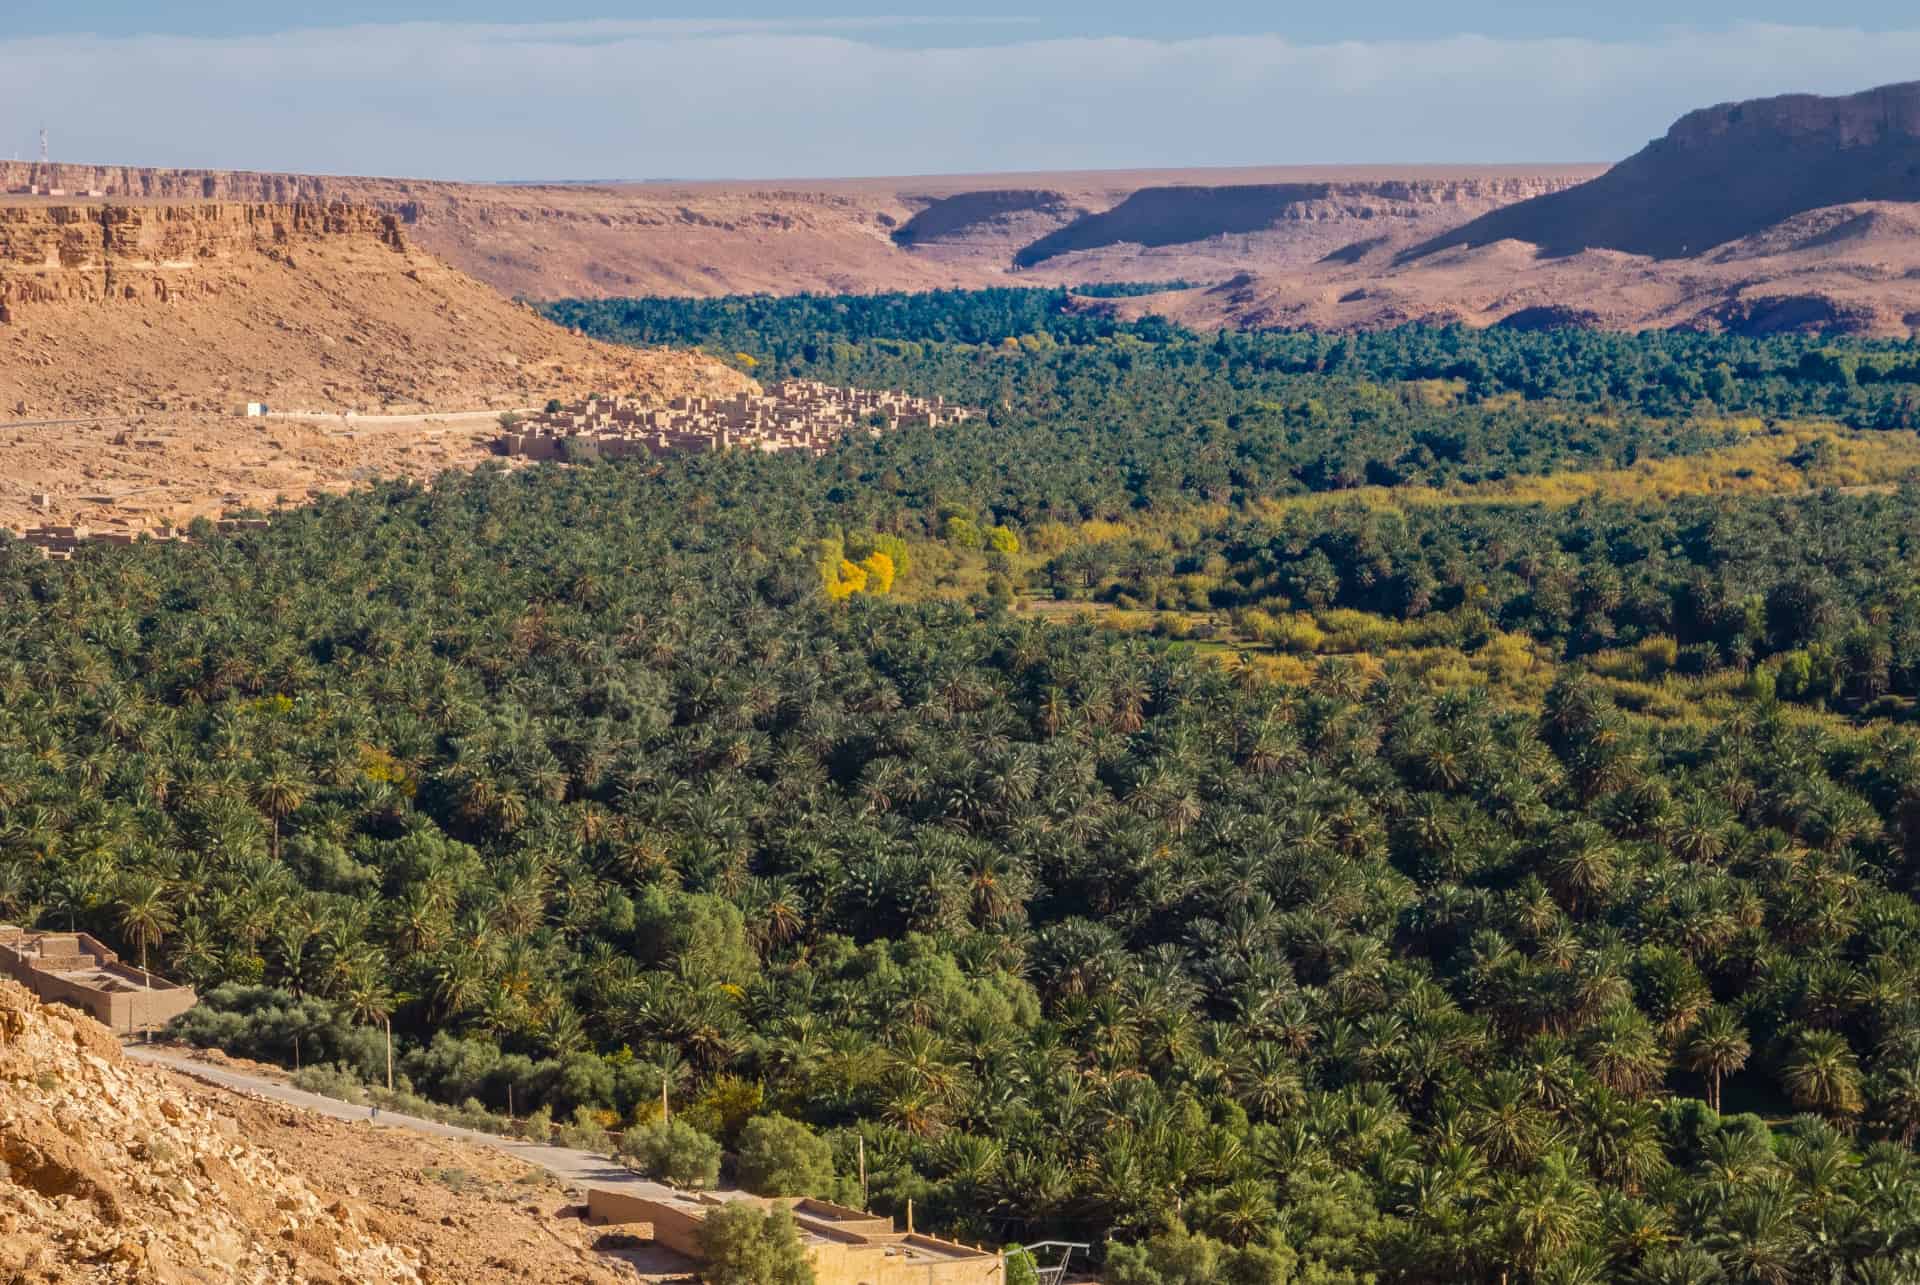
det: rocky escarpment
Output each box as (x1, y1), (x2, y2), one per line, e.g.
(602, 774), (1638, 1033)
(1412, 80), (1920, 260)
(0, 203), (405, 321)
(4, 163), (1601, 299)
(0, 200), (755, 415)
(1011, 176), (1585, 270)
(0, 977), (422, 1282)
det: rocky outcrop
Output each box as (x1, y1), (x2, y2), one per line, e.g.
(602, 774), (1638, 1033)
(1411, 80), (1920, 260)
(0, 977), (422, 1282)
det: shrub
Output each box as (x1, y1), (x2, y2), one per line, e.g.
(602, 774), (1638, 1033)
(616, 1116), (722, 1189)
(1004, 1245), (1042, 1285)
(291, 1062), (368, 1105)
(696, 1202), (815, 1285)
(518, 1105), (554, 1144)
(734, 1114), (834, 1197)
(557, 1104), (612, 1153)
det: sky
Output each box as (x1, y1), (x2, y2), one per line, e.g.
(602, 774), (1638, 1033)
(1, 4), (1917, 180)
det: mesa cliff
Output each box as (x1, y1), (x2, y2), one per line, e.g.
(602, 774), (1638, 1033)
(0, 163), (1601, 300)
(0, 200), (753, 417)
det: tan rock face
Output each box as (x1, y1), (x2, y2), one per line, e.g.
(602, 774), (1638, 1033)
(0, 977), (422, 1283)
(0, 163), (1604, 301)
(0, 199), (755, 418)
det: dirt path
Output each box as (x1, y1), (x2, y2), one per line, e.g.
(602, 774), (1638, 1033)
(123, 1043), (676, 1199)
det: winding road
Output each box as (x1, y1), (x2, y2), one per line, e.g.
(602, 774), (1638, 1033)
(122, 1043), (675, 1198)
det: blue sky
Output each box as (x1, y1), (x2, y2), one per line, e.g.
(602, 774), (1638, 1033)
(2, 6), (1916, 179)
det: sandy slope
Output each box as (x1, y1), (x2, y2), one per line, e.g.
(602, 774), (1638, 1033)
(0, 202), (753, 420)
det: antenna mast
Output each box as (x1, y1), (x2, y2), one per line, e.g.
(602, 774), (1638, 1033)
(39, 124), (48, 166)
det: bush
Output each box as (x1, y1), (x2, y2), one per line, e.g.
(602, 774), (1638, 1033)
(518, 1105), (554, 1144)
(616, 1116), (722, 1189)
(291, 1062), (367, 1105)
(735, 1114), (835, 1197)
(695, 1202), (815, 1285)
(557, 1104), (612, 1153)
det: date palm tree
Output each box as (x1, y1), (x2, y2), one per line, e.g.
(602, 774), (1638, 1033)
(1683, 1007), (1751, 1114)
(115, 872), (176, 980)
(1783, 1030), (1864, 1119)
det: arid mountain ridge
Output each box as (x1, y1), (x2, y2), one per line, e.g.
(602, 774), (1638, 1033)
(0, 161), (1600, 301)
(1098, 81), (1920, 338)
(1419, 80), (1920, 260)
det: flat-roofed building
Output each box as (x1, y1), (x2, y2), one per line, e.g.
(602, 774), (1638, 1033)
(586, 1188), (1002, 1285)
(0, 926), (197, 1035)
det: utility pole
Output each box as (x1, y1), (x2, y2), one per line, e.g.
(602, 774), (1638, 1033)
(383, 1014), (393, 1091)
(858, 1136), (867, 1209)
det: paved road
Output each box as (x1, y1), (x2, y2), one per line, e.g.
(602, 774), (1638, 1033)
(123, 1044), (675, 1198)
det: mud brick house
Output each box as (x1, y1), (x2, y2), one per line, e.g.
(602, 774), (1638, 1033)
(0, 926), (198, 1034)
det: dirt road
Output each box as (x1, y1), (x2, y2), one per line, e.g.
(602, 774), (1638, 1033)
(123, 1043), (675, 1198)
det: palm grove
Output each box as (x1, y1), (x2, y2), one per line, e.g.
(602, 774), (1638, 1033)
(7, 304), (1920, 1283)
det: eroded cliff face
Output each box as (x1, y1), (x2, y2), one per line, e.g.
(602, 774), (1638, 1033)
(0, 202), (407, 318)
(1, 163), (1602, 298)
(1006, 176), (1589, 275)
(0, 200), (754, 416)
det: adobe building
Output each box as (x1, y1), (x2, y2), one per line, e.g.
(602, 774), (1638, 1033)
(0, 926), (198, 1034)
(497, 380), (974, 464)
(586, 1188), (1003, 1285)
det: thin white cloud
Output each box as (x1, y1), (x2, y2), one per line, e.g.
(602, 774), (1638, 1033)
(0, 21), (1913, 178)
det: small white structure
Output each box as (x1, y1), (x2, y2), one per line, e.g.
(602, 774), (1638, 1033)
(239, 402), (270, 418)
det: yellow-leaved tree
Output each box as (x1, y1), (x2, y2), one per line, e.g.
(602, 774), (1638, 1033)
(824, 559), (868, 600)
(860, 551), (895, 594)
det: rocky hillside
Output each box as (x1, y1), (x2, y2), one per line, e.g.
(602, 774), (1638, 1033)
(0, 164), (1600, 300)
(1007, 176), (1577, 271)
(1081, 82), (1920, 338)
(1413, 80), (1920, 259)
(1115, 198), (1920, 337)
(0, 200), (753, 417)
(0, 978), (646, 1284)
(0, 977), (423, 1282)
